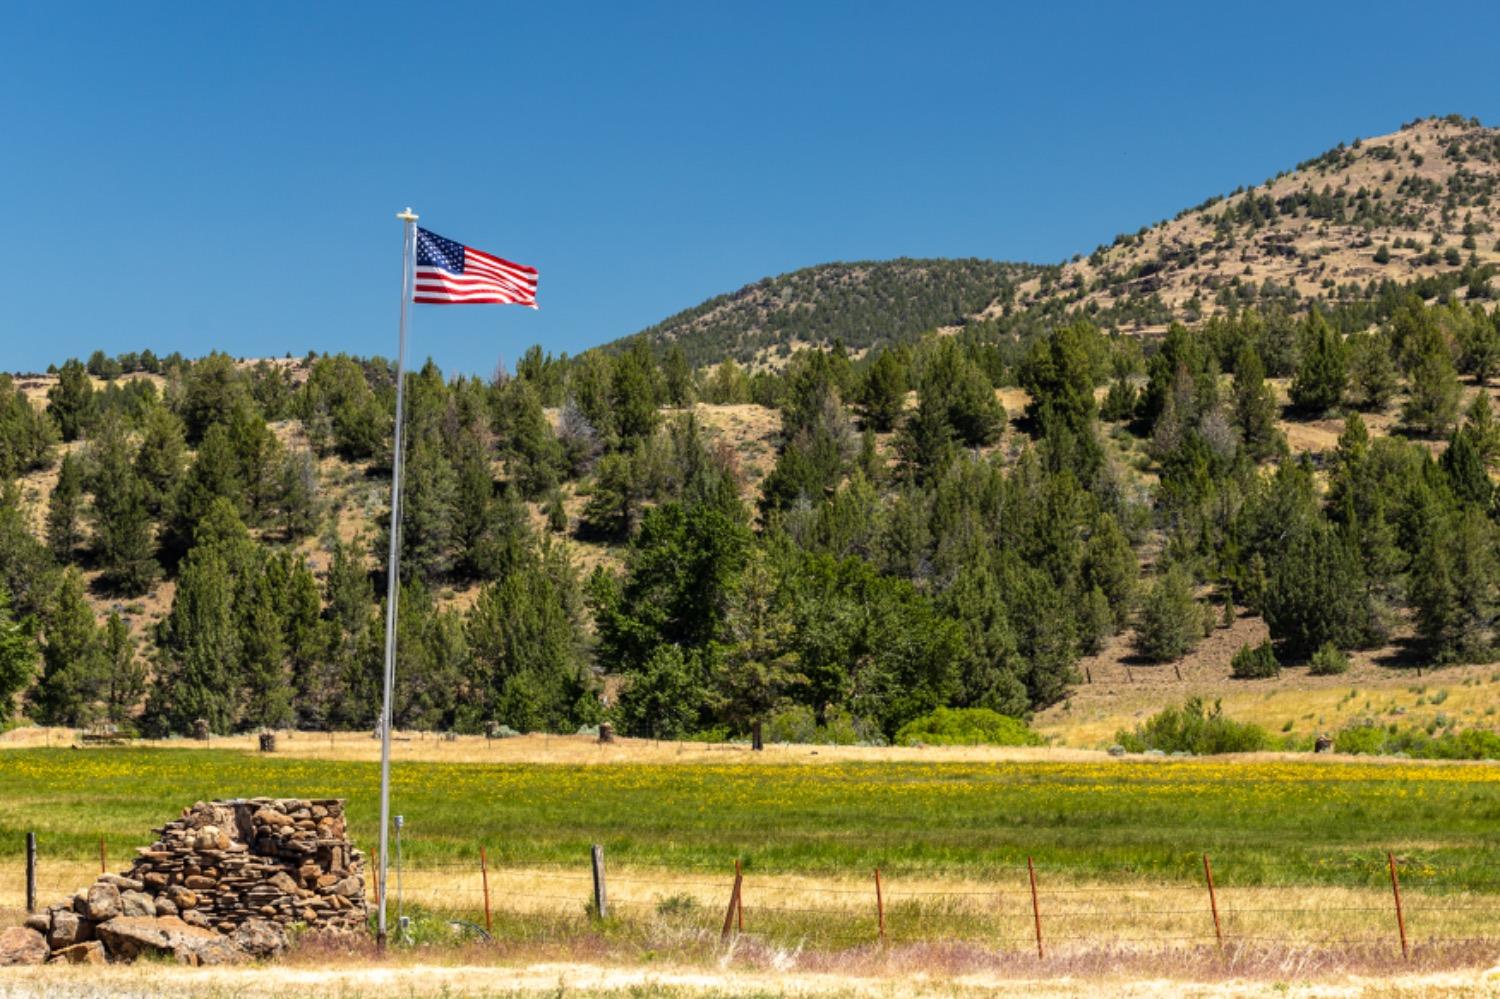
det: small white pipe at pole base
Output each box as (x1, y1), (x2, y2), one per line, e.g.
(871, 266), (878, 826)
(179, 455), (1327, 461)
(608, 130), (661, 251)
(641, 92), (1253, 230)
(378, 206), (418, 949)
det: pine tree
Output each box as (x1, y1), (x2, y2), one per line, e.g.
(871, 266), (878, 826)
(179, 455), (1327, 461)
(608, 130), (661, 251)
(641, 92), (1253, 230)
(713, 547), (803, 730)
(1231, 344), (1282, 459)
(147, 545), (240, 734)
(31, 569), (107, 726)
(0, 585), (38, 719)
(1402, 322), (1462, 435)
(171, 421), (245, 553)
(1132, 564), (1203, 663)
(662, 344), (695, 407)
(239, 557), (292, 729)
(856, 349), (908, 432)
(610, 342), (661, 445)
(1345, 332), (1398, 410)
(498, 379), (563, 500)
(1442, 426), (1492, 508)
(134, 403), (186, 515)
(45, 359), (97, 442)
(1289, 309), (1346, 413)
(1409, 508), (1498, 664)
(46, 451), (85, 562)
(87, 417), (159, 595)
(102, 611), (145, 727)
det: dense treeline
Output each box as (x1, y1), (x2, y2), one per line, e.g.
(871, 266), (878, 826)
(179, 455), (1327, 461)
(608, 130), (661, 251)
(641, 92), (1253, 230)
(2, 290), (1499, 739)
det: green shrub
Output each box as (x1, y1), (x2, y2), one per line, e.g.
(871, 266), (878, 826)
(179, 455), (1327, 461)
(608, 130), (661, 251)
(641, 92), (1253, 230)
(1230, 640), (1280, 679)
(894, 707), (1043, 747)
(1334, 722), (1500, 760)
(1115, 698), (1269, 755)
(765, 704), (884, 746)
(1308, 642), (1349, 676)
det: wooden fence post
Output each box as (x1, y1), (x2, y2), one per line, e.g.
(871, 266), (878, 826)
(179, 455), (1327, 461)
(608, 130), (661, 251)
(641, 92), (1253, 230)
(591, 844), (608, 920)
(99, 834), (106, 874)
(1387, 851), (1409, 960)
(1027, 856), (1044, 959)
(874, 867), (886, 944)
(735, 859), (744, 932)
(479, 846), (492, 934)
(1202, 853), (1223, 949)
(25, 832), (36, 914)
(720, 862), (743, 942)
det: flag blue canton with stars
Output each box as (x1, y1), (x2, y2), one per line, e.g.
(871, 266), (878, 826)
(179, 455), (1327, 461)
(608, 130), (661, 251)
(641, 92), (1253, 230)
(416, 228), (465, 273)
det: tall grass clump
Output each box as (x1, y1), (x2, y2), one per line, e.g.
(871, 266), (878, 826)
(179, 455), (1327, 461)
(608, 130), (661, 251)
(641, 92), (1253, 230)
(1116, 697), (1269, 755)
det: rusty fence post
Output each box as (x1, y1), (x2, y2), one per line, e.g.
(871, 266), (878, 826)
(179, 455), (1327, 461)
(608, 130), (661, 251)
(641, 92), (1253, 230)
(1387, 851), (1409, 961)
(99, 834), (106, 874)
(479, 846), (492, 934)
(1027, 856), (1044, 959)
(875, 867), (886, 944)
(1203, 853), (1223, 949)
(720, 861), (743, 942)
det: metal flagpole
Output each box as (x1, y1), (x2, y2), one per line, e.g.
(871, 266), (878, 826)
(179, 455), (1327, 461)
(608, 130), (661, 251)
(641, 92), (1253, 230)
(377, 207), (418, 948)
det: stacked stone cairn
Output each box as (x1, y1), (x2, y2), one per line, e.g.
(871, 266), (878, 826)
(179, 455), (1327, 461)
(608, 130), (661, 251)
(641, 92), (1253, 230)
(0, 798), (367, 966)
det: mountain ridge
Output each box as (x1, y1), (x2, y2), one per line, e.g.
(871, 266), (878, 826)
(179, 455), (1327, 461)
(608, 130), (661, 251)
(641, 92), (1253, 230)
(605, 114), (1499, 369)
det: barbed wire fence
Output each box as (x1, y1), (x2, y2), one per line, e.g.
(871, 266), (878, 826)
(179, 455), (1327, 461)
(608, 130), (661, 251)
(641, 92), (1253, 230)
(11, 835), (1497, 958)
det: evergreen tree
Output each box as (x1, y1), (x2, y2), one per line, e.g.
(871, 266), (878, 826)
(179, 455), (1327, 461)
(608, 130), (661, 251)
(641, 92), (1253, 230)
(1402, 322), (1462, 435)
(45, 451), (85, 562)
(1289, 309), (1346, 413)
(170, 421), (245, 553)
(1345, 332), (1398, 410)
(856, 349), (908, 432)
(1441, 426), (1492, 508)
(713, 547), (803, 730)
(102, 611), (145, 726)
(662, 344), (695, 407)
(87, 417), (159, 594)
(31, 569), (108, 726)
(133, 402), (186, 515)
(497, 379), (563, 500)
(467, 547), (593, 732)
(239, 555), (293, 730)
(1261, 521), (1381, 659)
(147, 544), (240, 734)
(46, 359), (97, 442)
(1132, 564), (1203, 663)
(0, 375), (59, 478)
(0, 585), (38, 718)
(610, 342), (662, 445)
(1409, 508), (1498, 664)
(1231, 344), (1282, 459)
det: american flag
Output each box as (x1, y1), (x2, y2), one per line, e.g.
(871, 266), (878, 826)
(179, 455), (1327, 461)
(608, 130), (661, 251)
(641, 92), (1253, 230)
(413, 227), (538, 307)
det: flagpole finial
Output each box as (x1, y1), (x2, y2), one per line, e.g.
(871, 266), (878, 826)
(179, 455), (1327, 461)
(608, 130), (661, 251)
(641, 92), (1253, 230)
(396, 207), (419, 222)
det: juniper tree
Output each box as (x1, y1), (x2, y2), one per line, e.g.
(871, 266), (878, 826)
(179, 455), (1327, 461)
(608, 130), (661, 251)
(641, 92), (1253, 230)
(102, 611), (145, 726)
(46, 359), (97, 443)
(0, 585), (38, 718)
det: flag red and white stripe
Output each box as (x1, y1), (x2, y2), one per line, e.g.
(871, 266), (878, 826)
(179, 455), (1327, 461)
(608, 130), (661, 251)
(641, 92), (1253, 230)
(412, 227), (539, 307)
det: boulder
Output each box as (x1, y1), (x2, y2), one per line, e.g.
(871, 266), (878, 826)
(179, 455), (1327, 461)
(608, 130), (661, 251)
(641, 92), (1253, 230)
(121, 889), (156, 917)
(22, 912), (50, 934)
(95, 915), (243, 966)
(155, 897), (179, 917)
(0, 926), (49, 966)
(86, 881), (122, 921)
(231, 918), (288, 959)
(47, 908), (88, 949)
(99, 874), (145, 892)
(49, 940), (106, 965)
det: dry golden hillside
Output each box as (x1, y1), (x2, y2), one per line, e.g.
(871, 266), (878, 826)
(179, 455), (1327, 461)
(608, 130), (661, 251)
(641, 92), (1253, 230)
(1004, 115), (1500, 329)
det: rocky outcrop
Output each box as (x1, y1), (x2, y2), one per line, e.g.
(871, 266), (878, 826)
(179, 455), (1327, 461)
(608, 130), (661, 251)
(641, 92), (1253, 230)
(2, 798), (367, 966)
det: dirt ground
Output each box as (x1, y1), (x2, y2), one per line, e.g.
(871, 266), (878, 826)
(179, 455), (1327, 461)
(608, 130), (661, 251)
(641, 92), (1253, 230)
(3, 957), (1500, 998)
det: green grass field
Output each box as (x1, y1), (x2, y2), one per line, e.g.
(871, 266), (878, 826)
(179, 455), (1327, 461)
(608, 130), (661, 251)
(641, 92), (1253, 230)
(3, 748), (1499, 890)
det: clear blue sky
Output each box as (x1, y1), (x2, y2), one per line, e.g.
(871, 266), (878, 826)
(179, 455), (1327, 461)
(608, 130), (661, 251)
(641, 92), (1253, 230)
(3, 1), (1498, 377)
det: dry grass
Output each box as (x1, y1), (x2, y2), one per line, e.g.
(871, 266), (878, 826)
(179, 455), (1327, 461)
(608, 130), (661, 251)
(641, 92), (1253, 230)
(2, 944), (1499, 997)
